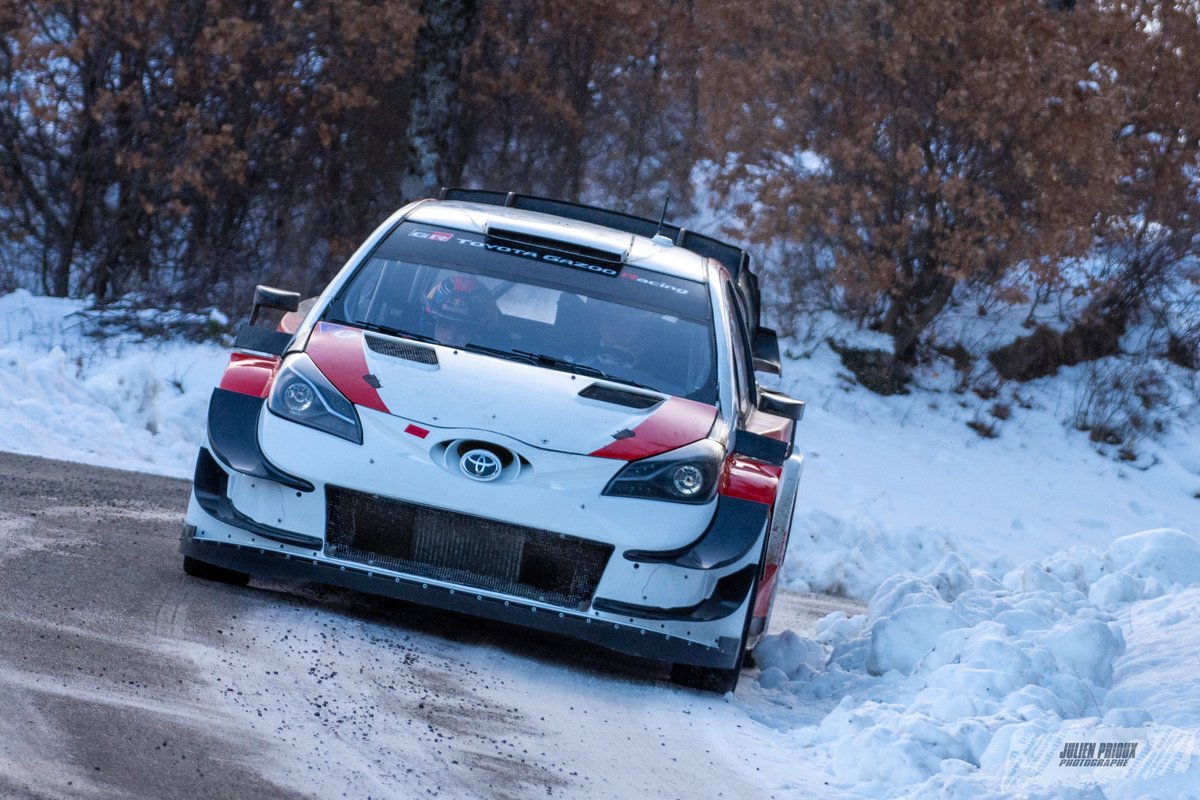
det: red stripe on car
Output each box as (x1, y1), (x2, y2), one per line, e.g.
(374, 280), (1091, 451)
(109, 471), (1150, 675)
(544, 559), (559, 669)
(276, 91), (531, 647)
(753, 563), (778, 618)
(218, 353), (280, 398)
(718, 456), (782, 505)
(305, 322), (390, 414)
(589, 397), (717, 460)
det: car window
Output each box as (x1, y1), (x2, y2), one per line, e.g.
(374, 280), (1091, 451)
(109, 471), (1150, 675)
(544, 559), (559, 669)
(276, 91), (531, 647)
(324, 224), (718, 404)
(724, 282), (754, 418)
(493, 281), (557, 323)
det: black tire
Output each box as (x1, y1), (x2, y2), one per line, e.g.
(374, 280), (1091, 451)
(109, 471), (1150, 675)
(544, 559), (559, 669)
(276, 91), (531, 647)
(183, 555), (251, 586)
(670, 649), (746, 695)
(671, 540), (766, 694)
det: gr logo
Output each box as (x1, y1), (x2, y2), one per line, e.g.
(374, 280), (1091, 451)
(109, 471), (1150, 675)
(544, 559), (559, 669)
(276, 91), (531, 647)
(410, 230), (454, 242)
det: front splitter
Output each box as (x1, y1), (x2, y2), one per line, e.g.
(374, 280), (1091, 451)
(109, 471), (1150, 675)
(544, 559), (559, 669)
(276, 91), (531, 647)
(180, 531), (742, 670)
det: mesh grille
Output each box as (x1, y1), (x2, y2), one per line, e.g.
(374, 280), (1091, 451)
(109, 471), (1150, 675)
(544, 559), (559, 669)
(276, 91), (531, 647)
(578, 383), (663, 409)
(365, 334), (439, 365)
(325, 487), (612, 610)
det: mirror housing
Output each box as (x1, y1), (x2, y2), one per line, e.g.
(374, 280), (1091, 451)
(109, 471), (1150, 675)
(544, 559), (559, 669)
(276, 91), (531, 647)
(732, 429), (788, 465)
(249, 285), (300, 326)
(752, 327), (782, 375)
(235, 285), (301, 355)
(757, 388), (804, 421)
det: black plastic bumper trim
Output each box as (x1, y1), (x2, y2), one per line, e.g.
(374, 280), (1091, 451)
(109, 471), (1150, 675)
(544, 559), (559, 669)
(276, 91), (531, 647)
(732, 429), (789, 465)
(192, 447), (323, 549)
(623, 495), (769, 570)
(592, 564), (756, 622)
(179, 533), (742, 670)
(207, 388), (314, 492)
(233, 325), (293, 356)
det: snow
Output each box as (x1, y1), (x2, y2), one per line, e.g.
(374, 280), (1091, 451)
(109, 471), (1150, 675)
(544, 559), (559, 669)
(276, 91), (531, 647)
(769, 313), (1200, 598)
(0, 289), (227, 477)
(2, 287), (1199, 798)
(746, 530), (1200, 797)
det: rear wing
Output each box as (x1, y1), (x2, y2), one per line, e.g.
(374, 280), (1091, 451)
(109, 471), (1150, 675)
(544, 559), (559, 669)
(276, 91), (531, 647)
(439, 187), (763, 333)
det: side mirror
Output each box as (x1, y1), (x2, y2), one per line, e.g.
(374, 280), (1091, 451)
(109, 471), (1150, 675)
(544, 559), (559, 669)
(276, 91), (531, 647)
(752, 327), (782, 375)
(235, 285), (301, 356)
(757, 388), (804, 421)
(249, 285), (300, 326)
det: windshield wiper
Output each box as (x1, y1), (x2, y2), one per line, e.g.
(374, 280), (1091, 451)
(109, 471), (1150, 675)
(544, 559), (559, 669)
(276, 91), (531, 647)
(341, 319), (440, 345)
(462, 344), (655, 391)
(462, 344), (593, 375)
(511, 349), (606, 378)
(512, 349), (656, 391)
(460, 342), (540, 365)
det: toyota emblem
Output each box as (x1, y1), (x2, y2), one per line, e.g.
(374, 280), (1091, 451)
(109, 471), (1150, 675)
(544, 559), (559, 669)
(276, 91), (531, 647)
(460, 449), (502, 482)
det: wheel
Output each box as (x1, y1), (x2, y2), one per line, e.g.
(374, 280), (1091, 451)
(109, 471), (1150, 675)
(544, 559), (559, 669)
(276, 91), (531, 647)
(743, 580), (779, 668)
(670, 649), (746, 694)
(671, 545), (763, 694)
(183, 555), (251, 586)
(743, 648), (758, 670)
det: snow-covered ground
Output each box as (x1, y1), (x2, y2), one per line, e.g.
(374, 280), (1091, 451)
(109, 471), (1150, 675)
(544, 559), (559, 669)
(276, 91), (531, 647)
(2, 287), (1199, 798)
(773, 319), (1200, 599)
(0, 290), (228, 476)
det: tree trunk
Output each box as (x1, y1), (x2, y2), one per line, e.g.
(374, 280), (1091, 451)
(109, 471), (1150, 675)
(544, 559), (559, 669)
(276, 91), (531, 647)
(882, 266), (956, 364)
(400, 0), (481, 199)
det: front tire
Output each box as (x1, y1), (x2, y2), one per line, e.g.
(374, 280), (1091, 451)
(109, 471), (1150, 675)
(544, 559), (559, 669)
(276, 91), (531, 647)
(670, 650), (746, 694)
(671, 541), (766, 694)
(183, 555), (250, 586)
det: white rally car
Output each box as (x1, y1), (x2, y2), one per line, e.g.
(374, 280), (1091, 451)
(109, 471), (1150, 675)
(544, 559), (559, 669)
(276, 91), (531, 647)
(181, 189), (804, 693)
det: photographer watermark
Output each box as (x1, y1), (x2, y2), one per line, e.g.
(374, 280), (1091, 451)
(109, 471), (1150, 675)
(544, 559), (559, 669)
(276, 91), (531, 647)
(1001, 722), (1196, 791)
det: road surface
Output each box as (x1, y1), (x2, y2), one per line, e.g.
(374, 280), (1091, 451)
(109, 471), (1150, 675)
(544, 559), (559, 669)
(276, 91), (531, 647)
(0, 451), (863, 799)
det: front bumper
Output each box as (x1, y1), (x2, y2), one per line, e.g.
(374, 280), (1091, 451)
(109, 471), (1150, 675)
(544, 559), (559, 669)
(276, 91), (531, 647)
(180, 526), (745, 668)
(185, 436), (768, 669)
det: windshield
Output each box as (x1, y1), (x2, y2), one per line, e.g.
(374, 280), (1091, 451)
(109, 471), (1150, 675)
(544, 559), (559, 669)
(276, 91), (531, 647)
(323, 222), (717, 403)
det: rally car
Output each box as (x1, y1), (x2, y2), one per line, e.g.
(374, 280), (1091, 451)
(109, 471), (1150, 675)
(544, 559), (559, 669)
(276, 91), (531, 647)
(181, 188), (805, 693)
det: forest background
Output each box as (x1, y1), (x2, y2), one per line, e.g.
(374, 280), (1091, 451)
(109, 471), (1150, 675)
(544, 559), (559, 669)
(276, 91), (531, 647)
(2, 0), (1199, 418)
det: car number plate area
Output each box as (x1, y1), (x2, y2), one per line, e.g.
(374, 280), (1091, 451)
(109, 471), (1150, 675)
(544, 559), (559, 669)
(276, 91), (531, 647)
(324, 486), (611, 610)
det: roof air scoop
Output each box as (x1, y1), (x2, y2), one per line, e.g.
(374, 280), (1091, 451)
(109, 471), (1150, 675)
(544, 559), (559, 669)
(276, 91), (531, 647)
(485, 218), (631, 265)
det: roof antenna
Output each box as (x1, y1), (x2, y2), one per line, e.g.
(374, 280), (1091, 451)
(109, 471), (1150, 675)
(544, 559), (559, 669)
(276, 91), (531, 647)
(651, 194), (674, 246)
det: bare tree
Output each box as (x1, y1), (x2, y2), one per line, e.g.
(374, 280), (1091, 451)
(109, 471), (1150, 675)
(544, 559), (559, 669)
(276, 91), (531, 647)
(701, 0), (1132, 365)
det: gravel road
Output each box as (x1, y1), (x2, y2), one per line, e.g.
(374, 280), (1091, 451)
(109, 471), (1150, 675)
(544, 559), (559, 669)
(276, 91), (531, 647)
(0, 451), (863, 800)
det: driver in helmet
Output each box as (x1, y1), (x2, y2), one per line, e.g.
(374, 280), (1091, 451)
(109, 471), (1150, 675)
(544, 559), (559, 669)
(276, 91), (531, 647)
(423, 274), (499, 347)
(564, 300), (655, 382)
(594, 302), (647, 372)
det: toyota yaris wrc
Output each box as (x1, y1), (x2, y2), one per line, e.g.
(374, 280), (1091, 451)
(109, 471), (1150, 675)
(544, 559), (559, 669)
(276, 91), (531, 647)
(181, 189), (805, 693)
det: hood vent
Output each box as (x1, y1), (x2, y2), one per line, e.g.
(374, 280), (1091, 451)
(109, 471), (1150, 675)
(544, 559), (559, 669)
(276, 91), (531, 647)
(578, 383), (663, 410)
(366, 334), (438, 365)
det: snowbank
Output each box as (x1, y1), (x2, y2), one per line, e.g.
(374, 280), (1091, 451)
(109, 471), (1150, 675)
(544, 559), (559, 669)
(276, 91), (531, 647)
(749, 528), (1200, 798)
(0, 290), (227, 477)
(772, 318), (1200, 599)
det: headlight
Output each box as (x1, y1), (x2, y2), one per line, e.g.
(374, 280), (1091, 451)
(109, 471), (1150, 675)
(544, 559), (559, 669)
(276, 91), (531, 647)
(602, 439), (723, 503)
(267, 354), (363, 444)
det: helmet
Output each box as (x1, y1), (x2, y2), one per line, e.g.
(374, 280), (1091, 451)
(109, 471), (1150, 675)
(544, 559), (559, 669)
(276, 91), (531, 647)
(424, 275), (498, 324)
(595, 301), (648, 366)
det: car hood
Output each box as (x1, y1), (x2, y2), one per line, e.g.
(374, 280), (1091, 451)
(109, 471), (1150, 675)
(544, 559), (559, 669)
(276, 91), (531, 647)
(303, 322), (716, 458)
